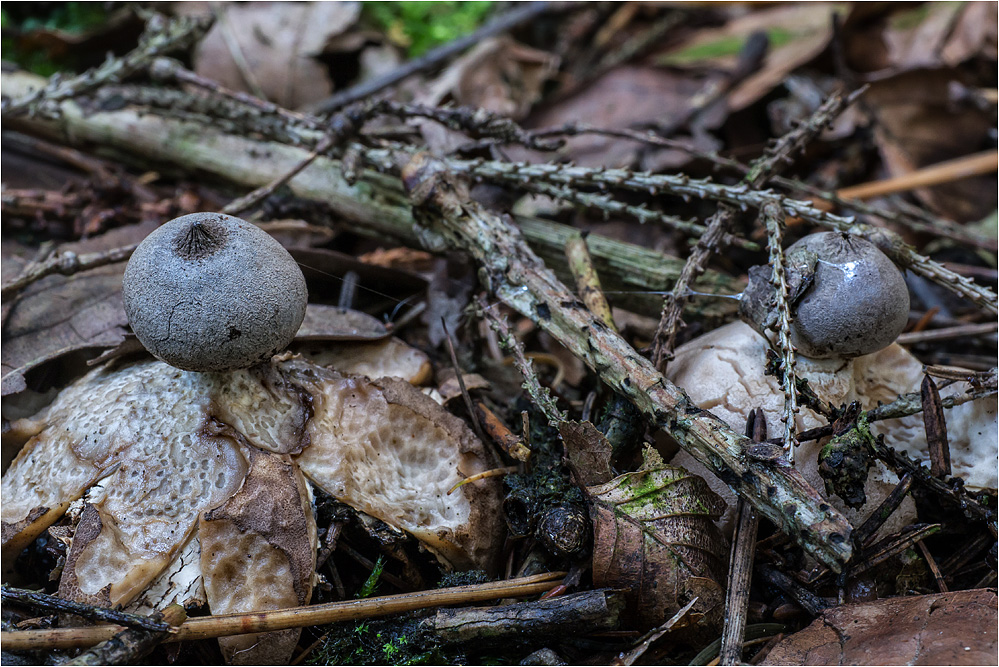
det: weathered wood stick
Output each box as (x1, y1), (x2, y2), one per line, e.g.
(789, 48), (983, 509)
(402, 153), (853, 571)
(0, 572), (565, 651)
(0, 71), (741, 322)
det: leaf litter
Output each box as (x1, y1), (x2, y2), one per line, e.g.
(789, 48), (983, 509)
(1, 2), (996, 665)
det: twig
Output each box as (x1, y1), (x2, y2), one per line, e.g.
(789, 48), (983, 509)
(523, 180), (759, 251)
(309, 2), (554, 114)
(404, 153), (853, 571)
(1, 13), (211, 118)
(62, 604), (186, 666)
(440, 156), (998, 313)
(1, 244), (138, 299)
(621, 89), (860, 370)
(441, 319), (489, 444)
(1, 71), (744, 322)
(650, 206), (735, 371)
(761, 201), (800, 457)
(896, 322), (998, 346)
(756, 564), (830, 616)
(566, 232), (616, 331)
(614, 597), (699, 666)
(864, 432), (995, 527)
(0, 572), (566, 652)
(476, 402), (531, 462)
(148, 57), (316, 131)
(921, 376), (951, 478)
(836, 150), (998, 201)
(424, 589), (625, 646)
(517, 123), (994, 251)
(1, 586), (171, 633)
(744, 88), (864, 185)
(852, 473), (914, 548)
(221, 134), (337, 215)
(794, 375), (997, 444)
(718, 409), (766, 666)
(849, 524), (941, 577)
(476, 298), (566, 427)
(379, 101), (561, 151)
(916, 540), (949, 593)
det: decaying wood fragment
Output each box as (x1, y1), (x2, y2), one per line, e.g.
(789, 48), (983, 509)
(401, 152), (853, 571)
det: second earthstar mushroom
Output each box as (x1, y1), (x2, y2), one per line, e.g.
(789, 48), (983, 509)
(668, 232), (996, 533)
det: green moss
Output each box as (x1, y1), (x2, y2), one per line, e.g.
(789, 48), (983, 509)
(310, 617), (454, 666)
(356, 555), (386, 599)
(2, 3), (110, 75)
(364, 1), (495, 57)
(659, 27), (797, 66)
(437, 569), (491, 588)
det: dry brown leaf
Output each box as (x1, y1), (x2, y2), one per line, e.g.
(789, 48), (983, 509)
(855, 2), (997, 72)
(193, 2), (360, 109)
(761, 589), (998, 666)
(588, 456), (728, 633)
(415, 37), (558, 153)
(880, 3), (967, 70)
(659, 3), (845, 112)
(419, 36), (557, 118)
(559, 420), (614, 487)
(525, 66), (707, 169)
(201, 448), (316, 665)
(864, 69), (997, 221)
(941, 1), (998, 65)
(1, 221), (157, 396)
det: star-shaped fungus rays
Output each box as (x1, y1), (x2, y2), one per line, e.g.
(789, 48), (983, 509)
(2, 352), (503, 664)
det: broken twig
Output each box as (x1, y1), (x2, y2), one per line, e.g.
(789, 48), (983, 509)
(404, 153), (853, 570)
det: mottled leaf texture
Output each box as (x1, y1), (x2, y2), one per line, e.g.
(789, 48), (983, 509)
(762, 589), (997, 666)
(588, 464), (729, 634)
(560, 420), (614, 486)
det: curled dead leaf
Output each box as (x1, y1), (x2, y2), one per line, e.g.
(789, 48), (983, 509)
(588, 457), (729, 634)
(192, 2), (360, 109)
(201, 448), (316, 665)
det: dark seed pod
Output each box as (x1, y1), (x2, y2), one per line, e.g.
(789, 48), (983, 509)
(123, 213), (308, 372)
(536, 504), (589, 559)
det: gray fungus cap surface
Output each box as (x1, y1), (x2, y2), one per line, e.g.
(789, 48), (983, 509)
(785, 232), (909, 359)
(123, 213), (308, 371)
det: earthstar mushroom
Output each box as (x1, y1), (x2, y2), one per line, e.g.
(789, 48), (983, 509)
(123, 212), (308, 372)
(669, 231), (995, 533)
(739, 231), (910, 359)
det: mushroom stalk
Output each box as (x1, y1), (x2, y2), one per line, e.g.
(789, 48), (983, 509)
(403, 153), (853, 571)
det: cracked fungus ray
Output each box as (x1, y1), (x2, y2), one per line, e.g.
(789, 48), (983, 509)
(2, 354), (502, 662)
